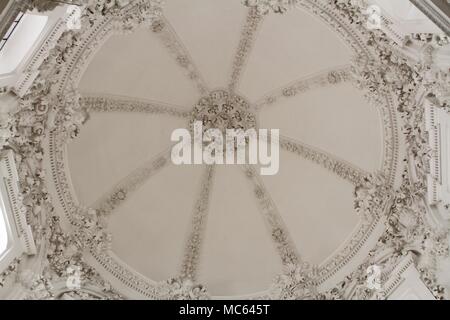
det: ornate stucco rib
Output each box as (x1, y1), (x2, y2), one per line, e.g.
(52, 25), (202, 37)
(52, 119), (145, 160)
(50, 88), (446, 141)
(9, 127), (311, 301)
(180, 165), (215, 280)
(228, 7), (263, 93)
(91, 146), (173, 216)
(241, 164), (301, 265)
(150, 16), (209, 95)
(254, 65), (352, 110)
(81, 95), (190, 118)
(279, 135), (368, 186)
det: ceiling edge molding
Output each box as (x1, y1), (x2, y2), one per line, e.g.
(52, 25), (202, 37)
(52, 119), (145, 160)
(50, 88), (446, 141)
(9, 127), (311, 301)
(410, 0), (450, 36)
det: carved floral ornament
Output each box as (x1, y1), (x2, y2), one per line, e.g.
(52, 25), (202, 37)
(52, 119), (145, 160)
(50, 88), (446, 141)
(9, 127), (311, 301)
(0, 0), (448, 300)
(13, 0), (132, 13)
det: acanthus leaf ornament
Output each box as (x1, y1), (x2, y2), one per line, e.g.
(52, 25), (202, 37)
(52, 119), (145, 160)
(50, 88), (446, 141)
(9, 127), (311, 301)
(155, 277), (210, 300)
(269, 262), (318, 300)
(242, 0), (296, 15)
(354, 172), (390, 221)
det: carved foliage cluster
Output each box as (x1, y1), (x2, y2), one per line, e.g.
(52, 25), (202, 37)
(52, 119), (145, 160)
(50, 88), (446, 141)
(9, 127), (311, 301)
(242, 0), (297, 15)
(16, 0), (71, 13)
(327, 168), (448, 300)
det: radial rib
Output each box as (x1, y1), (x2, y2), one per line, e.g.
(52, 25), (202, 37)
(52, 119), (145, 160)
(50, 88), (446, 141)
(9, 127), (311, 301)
(91, 146), (173, 216)
(82, 95), (191, 119)
(150, 16), (209, 95)
(241, 164), (300, 265)
(279, 135), (368, 185)
(228, 8), (263, 93)
(254, 65), (352, 110)
(180, 165), (215, 280)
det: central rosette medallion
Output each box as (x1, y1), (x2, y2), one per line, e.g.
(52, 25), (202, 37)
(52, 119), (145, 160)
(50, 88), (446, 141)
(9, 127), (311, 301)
(190, 90), (257, 135)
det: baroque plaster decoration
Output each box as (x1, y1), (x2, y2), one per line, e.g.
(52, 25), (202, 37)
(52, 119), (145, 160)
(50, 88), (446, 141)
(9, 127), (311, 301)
(409, 0), (450, 36)
(279, 135), (369, 186)
(229, 7), (263, 93)
(81, 95), (190, 119)
(180, 165), (215, 282)
(242, 0), (298, 15)
(254, 65), (352, 110)
(0, 0), (449, 300)
(15, 1), (80, 13)
(190, 90), (257, 134)
(0, 258), (21, 288)
(150, 15), (209, 95)
(242, 164), (300, 266)
(91, 147), (171, 217)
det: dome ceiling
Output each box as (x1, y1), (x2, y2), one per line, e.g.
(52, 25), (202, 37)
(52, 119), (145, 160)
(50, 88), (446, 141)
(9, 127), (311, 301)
(3, 0), (449, 300)
(60, 0), (388, 297)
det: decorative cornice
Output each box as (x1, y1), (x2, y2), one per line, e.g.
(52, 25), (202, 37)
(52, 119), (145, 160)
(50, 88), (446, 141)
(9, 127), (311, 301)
(229, 7), (263, 92)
